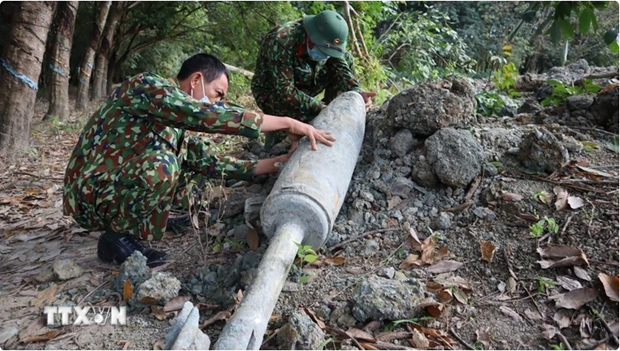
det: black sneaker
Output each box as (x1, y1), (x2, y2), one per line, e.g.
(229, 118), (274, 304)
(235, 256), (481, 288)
(97, 230), (168, 267)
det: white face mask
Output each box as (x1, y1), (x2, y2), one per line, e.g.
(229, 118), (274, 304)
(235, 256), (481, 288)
(190, 74), (210, 104)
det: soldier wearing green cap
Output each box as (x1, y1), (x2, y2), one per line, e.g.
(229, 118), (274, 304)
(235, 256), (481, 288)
(252, 10), (376, 150)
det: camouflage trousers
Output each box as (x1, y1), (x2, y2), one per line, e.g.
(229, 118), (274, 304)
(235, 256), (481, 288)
(70, 135), (254, 241)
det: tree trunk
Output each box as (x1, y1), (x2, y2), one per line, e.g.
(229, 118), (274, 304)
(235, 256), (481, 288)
(106, 49), (118, 95)
(44, 1), (79, 121)
(0, 1), (56, 156)
(75, 1), (111, 110)
(93, 2), (122, 100)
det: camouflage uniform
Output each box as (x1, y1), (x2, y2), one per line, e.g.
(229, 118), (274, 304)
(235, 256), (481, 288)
(63, 72), (263, 241)
(252, 19), (362, 123)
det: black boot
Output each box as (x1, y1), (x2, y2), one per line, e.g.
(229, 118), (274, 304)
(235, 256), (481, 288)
(97, 230), (168, 267)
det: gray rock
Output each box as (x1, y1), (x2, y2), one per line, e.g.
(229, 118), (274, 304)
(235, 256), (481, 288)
(431, 212), (452, 230)
(113, 251), (150, 293)
(35, 266), (56, 283)
(352, 276), (426, 322)
(278, 310), (325, 350)
(479, 128), (524, 151)
(389, 130), (416, 158)
(517, 99), (543, 114)
(206, 222), (226, 236)
(567, 94), (595, 111)
(360, 191), (375, 203)
(483, 162), (499, 177)
(590, 85), (619, 131)
(387, 79), (476, 136)
(135, 272), (181, 305)
(425, 128), (484, 188)
(361, 240), (380, 257)
(389, 176), (416, 197)
(379, 267), (395, 279)
(0, 326), (18, 345)
(411, 156), (439, 189)
(165, 301), (211, 350)
(518, 128), (569, 174)
(536, 59), (590, 100)
(232, 224), (250, 242)
(473, 207), (497, 220)
(53, 259), (83, 280)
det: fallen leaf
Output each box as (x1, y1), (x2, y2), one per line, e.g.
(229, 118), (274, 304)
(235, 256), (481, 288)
(387, 196), (402, 210)
(399, 254), (420, 269)
(524, 309), (543, 321)
(191, 214), (199, 229)
(363, 321), (381, 334)
(122, 279), (133, 301)
(507, 277), (517, 294)
(437, 289), (453, 303)
(499, 306), (523, 323)
(346, 267), (364, 274)
(303, 306), (326, 329)
(19, 318), (45, 341)
(540, 324), (558, 340)
(580, 316), (592, 338)
(552, 288), (599, 309)
(554, 186), (569, 211)
(538, 257), (588, 269)
(407, 228), (422, 249)
(538, 190), (552, 205)
(567, 196), (585, 209)
(324, 257), (346, 266)
(537, 245), (589, 268)
(153, 340), (165, 350)
(346, 328), (376, 342)
(200, 310), (231, 328)
(598, 273), (619, 302)
(553, 309), (572, 329)
(426, 281), (444, 292)
(556, 276), (583, 291)
(164, 296), (191, 312)
(427, 260), (463, 274)
(574, 266), (591, 281)
(33, 284), (58, 306)
(501, 192), (523, 201)
(410, 329), (430, 349)
(576, 165), (615, 178)
(360, 343), (379, 350)
(151, 305), (167, 321)
(454, 288), (468, 304)
(475, 329), (492, 349)
(479, 240), (497, 263)
(247, 229), (259, 251)
(23, 330), (61, 343)
(375, 331), (412, 342)
(433, 275), (472, 291)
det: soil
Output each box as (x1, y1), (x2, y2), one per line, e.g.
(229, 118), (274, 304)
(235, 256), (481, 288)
(0, 81), (618, 350)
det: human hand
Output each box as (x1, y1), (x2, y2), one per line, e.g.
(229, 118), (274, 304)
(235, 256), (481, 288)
(360, 91), (377, 112)
(286, 119), (336, 151)
(255, 154), (291, 175)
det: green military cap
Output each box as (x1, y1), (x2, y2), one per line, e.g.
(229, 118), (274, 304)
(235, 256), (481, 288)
(302, 10), (348, 59)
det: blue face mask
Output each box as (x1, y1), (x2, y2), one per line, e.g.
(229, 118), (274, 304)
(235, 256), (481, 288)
(307, 43), (330, 62)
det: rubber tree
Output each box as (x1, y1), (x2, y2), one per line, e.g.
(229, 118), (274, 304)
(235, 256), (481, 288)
(45, 1), (80, 121)
(75, 1), (110, 111)
(93, 2), (123, 99)
(0, 1), (57, 156)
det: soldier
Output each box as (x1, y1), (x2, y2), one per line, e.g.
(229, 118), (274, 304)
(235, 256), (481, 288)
(252, 10), (376, 150)
(63, 53), (335, 267)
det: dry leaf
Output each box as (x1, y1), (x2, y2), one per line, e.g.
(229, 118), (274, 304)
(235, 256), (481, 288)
(479, 240), (497, 263)
(501, 192), (523, 201)
(576, 165), (614, 178)
(410, 329), (430, 349)
(164, 296), (191, 312)
(360, 343), (379, 350)
(580, 316), (592, 338)
(475, 329), (492, 349)
(574, 266), (591, 281)
(567, 196), (585, 209)
(427, 260), (463, 274)
(346, 328), (376, 342)
(363, 321), (381, 334)
(387, 197), (402, 210)
(346, 267), (364, 274)
(538, 190), (552, 205)
(437, 289), (453, 303)
(499, 306), (523, 323)
(19, 318), (45, 341)
(552, 288), (599, 309)
(23, 330), (61, 343)
(153, 340), (165, 350)
(200, 310), (231, 328)
(537, 245), (585, 259)
(598, 273), (619, 302)
(375, 331), (412, 342)
(151, 305), (167, 321)
(507, 277), (517, 294)
(408, 228), (422, 249)
(524, 309), (543, 321)
(303, 307), (326, 329)
(122, 279), (133, 301)
(454, 289), (468, 304)
(538, 257), (588, 269)
(191, 214), (199, 229)
(324, 257), (346, 266)
(33, 284), (58, 306)
(399, 254), (420, 269)
(540, 324), (558, 340)
(556, 276), (583, 291)
(553, 309), (572, 329)
(426, 281), (444, 292)
(418, 297), (443, 318)
(247, 229), (259, 251)
(554, 186), (569, 211)
(433, 275), (472, 291)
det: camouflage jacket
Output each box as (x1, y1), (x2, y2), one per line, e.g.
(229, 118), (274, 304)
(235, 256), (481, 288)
(251, 19), (362, 119)
(63, 72), (263, 217)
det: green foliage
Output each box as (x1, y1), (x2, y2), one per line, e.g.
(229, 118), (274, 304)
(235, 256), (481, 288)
(530, 216), (559, 237)
(294, 242), (318, 286)
(475, 91), (518, 117)
(606, 136), (619, 154)
(550, 343), (566, 350)
(535, 276), (556, 292)
(541, 79), (601, 107)
(492, 62), (521, 97)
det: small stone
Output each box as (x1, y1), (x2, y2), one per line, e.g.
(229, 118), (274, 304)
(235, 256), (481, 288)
(431, 212), (452, 230)
(425, 128), (484, 188)
(361, 240), (380, 257)
(135, 272), (181, 305)
(370, 171), (381, 179)
(394, 271), (408, 280)
(113, 251), (150, 293)
(498, 281), (507, 293)
(53, 259), (83, 280)
(35, 266), (56, 283)
(278, 310), (325, 350)
(379, 267), (395, 279)
(352, 276), (426, 322)
(206, 222), (226, 236)
(283, 281), (300, 292)
(0, 326), (18, 345)
(389, 176), (415, 198)
(567, 94), (595, 111)
(232, 224), (250, 242)
(360, 191), (374, 202)
(473, 207), (497, 220)
(389, 130), (416, 158)
(518, 128), (569, 174)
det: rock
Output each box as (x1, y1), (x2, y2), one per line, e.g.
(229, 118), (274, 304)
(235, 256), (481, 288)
(244, 196), (266, 231)
(361, 240), (380, 257)
(567, 94), (595, 111)
(411, 156), (439, 188)
(499, 106), (517, 117)
(518, 128), (569, 174)
(379, 267), (395, 279)
(389, 130), (416, 158)
(590, 85), (619, 131)
(0, 326), (18, 345)
(352, 276), (426, 322)
(425, 128), (484, 188)
(113, 251), (150, 293)
(329, 303), (358, 328)
(536, 59), (590, 100)
(360, 191), (375, 202)
(394, 271), (408, 280)
(135, 272), (181, 305)
(231, 225), (250, 242)
(53, 259), (83, 280)
(206, 222), (226, 236)
(278, 310), (325, 350)
(431, 212), (452, 230)
(479, 128), (524, 151)
(389, 176), (415, 197)
(387, 79), (476, 136)
(35, 266), (56, 283)
(473, 207), (497, 220)
(517, 99), (543, 114)
(483, 162), (499, 177)
(165, 301), (211, 350)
